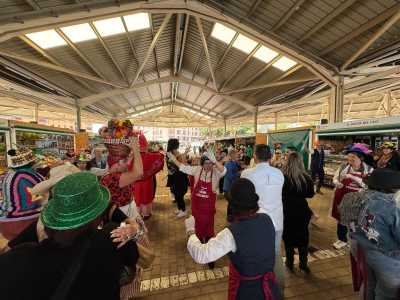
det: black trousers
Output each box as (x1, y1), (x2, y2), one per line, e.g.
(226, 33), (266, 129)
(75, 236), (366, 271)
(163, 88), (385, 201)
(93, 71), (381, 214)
(337, 223), (348, 242)
(311, 168), (325, 189)
(224, 192), (232, 220)
(285, 244), (308, 268)
(173, 190), (186, 211)
(218, 176), (224, 194)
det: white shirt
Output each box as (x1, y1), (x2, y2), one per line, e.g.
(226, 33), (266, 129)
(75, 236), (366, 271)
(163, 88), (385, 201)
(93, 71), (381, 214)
(187, 209), (269, 263)
(179, 165), (226, 193)
(187, 228), (236, 264)
(241, 162), (284, 232)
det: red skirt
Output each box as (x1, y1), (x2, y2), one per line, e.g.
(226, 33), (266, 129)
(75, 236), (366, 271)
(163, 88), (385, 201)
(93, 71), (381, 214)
(134, 177), (154, 206)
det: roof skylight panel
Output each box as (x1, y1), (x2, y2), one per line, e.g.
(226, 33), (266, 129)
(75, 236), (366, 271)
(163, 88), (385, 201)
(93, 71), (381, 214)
(211, 23), (236, 44)
(93, 17), (125, 37)
(25, 30), (67, 49)
(60, 23), (97, 43)
(273, 56), (297, 71)
(232, 34), (258, 54)
(123, 13), (151, 31)
(254, 46), (278, 63)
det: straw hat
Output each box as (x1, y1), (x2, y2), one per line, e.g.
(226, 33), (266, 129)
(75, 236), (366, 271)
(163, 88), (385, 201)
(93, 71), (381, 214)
(41, 172), (110, 230)
(7, 148), (36, 168)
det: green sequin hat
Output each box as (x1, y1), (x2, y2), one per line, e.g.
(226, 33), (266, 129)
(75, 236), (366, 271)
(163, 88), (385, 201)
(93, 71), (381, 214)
(41, 172), (110, 230)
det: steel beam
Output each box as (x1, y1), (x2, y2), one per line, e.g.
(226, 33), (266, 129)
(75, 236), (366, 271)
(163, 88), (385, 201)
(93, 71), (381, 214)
(247, 0), (263, 17)
(220, 77), (317, 95)
(195, 17), (218, 91)
(241, 54), (282, 87)
(178, 14), (189, 72)
(19, 36), (98, 93)
(205, 32), (238, 85)
(0, 1), (336, 87)
(76, 105), (82, 132)
(254, 105), (258, 133)
(272, 0), (306, 32)
(321, 3), (400, 56)
(0, 49), (120, 87)
(89, 22), (127, 83)
(55, 28), (112, 84)
(79, 75), (255, 111)
(25, 0), (40, 10)
(122, 100), (223, 120)
(219, 44), (261, 91)
(130, 13), (172, 87)
(251, 65), (302, 97)
(149, 13), (162, 79)
(299, 0), (357, 43)
(342, 9), (400, 69)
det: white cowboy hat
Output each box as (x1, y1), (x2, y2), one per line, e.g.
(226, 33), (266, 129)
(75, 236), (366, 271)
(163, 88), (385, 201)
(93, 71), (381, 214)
(31, 163), (80, 196)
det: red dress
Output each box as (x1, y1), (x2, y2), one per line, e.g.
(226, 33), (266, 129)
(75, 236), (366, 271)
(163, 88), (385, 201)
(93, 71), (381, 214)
(134, 176), (154, 207)
(191, 169), (216, 241)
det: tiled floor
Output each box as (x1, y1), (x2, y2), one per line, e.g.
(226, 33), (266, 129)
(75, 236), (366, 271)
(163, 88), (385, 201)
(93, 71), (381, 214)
(0, 172), (359, 300)
(134, 173), (359, 300)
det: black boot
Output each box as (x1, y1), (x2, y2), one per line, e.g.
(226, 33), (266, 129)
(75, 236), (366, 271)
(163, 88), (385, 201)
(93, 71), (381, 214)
(299, 246), (311, 274)
(284, 245), (295, 271)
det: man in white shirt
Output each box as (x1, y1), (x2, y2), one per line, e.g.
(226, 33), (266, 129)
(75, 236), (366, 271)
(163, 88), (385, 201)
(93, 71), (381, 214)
(241, 144), (285, 292)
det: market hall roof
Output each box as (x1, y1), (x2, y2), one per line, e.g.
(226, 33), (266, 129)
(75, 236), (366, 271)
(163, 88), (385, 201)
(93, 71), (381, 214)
(0, 0), (400, 126)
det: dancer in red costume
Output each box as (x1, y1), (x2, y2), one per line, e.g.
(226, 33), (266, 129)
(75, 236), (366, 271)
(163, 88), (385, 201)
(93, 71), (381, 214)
(99, 120), (164, 216)
(133, 134), (162, 220)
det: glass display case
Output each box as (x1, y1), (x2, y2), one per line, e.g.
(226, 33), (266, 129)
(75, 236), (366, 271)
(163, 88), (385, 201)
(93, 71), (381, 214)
(15, 130), (74, 157)
(10, 121), (75, 158)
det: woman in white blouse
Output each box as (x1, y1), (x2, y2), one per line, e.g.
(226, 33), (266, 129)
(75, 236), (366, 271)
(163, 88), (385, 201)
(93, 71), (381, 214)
(167, 151), (226, 269)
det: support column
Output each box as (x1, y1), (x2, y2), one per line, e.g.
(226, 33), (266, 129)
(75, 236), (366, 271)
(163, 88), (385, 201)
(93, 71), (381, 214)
(328, 76), (344, 124)
(34, 104), (39, 123)
(76, 106), (82, 132)
(274, 112), (278, 130)
(254, 105), (258, 134)
(386, 91), (392, 116)
(223, 117), (227, 135)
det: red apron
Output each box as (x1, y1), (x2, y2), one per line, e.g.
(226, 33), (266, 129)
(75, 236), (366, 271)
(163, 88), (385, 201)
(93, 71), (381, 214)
(332, 168), (364, 221)
(228, 262), (278, 300)
(191, 169), (216, 241)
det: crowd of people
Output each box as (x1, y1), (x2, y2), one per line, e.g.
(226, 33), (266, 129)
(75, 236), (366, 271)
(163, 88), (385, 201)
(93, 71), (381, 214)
(0, 121), (399, 300)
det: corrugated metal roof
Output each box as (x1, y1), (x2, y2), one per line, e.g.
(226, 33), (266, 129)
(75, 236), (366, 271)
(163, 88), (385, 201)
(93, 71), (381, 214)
(0, 0), (399, 126)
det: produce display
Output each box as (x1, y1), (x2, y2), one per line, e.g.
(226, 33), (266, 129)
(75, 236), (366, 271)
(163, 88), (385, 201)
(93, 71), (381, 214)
(16, 130), (74, 156)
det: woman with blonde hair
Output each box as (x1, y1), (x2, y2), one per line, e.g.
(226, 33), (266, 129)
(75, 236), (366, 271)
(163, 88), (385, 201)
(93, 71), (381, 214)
(282, 152), (315, 273)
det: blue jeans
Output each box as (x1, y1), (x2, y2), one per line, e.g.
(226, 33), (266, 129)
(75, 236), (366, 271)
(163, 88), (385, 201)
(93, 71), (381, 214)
(274, 230), (284, 297)
(365, 250), (400, 300)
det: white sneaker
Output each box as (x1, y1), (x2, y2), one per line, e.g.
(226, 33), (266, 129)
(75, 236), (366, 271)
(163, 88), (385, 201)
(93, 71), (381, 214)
(176, 210), (187, 218)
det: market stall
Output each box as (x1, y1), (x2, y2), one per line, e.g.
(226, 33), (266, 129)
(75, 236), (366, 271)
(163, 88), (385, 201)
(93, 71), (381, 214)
(316, 116), (400, 185)
(267, 126), (315, 169)
(9, 121), (75, 158)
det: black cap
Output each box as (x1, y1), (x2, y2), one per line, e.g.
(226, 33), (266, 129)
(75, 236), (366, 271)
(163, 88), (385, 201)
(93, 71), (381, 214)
(228, 178), (259, 210)
(367, 168), (400, 191)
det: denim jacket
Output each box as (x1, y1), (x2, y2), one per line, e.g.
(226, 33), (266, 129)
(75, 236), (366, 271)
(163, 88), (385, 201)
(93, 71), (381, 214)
(352, 190), (400, 260)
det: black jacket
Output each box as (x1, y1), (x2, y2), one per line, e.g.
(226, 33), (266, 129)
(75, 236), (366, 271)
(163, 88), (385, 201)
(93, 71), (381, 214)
(282, 175), (315, 247)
